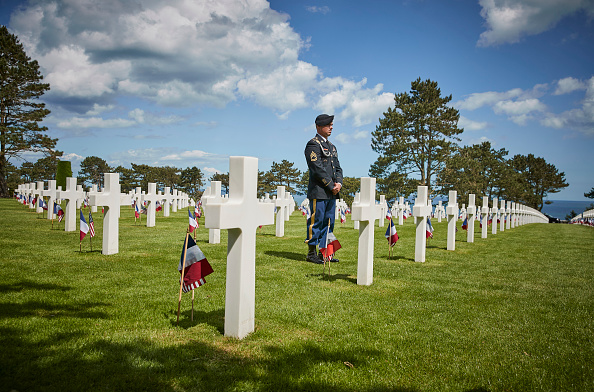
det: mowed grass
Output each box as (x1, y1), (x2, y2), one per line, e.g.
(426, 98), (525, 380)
(0, 198), (592, 392)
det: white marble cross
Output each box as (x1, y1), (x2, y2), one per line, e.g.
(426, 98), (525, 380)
(274, 186), (290, 237)
(171, 189), (178, 213)
(481, 196), (489, 239)
(506, 201), (512, 230)
(352, 192), (360, 230)
(143, 182), (160, 227)
(205, 183), (222, 244)
(88, 185), (99, 212)
(204, 156), (274, 339)
(34, 181), (44, 213)
(56, 177), (83, 232)
(412, 186), (432, 262)
(377, 195), (386, 227)
(499, 199), (506, 232)
(397, 196), (404, 225)
(492, 197), (498, 235)
(351, 177), (378, 285)
(162, 187), (173, 217)
(467, 194), (476, 243)
(42, 180), (58, 220)
(89, 173), (130, 255)
(446, 190), (458, 251)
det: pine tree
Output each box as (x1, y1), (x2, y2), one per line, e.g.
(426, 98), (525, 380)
(1, 26), (55, 197)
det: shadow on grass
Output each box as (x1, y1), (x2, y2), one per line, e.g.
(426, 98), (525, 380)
(0, 325), (417, 392)
(168, 308), (225, 334)
(265, 250), (304, 262)
(306, 272), (357, 284)
(384, 255), (415, 262)
(0, 280), (71, 293)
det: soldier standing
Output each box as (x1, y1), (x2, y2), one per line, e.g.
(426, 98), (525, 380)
(304, 114), (343, 264)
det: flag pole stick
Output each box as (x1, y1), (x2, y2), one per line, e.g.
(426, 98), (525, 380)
(177, 230), (190, 326)
(80, 241), (82, 253)
(191, 289), (194, 322)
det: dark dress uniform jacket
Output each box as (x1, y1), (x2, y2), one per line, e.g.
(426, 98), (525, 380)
(305, 134), (343, 200)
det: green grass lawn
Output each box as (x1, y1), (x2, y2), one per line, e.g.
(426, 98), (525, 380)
(1, 199), (592, 392)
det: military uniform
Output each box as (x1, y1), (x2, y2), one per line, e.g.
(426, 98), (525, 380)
(304, 128), (343, 261)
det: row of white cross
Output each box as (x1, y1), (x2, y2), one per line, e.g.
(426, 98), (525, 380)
(15, 156), (548, 340)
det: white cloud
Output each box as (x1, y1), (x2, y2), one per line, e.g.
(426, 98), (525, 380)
(61, 152), (84, 161)
(161, 150), (216, 160)
(203, 167), (221, 176)
(455, 88), (523, 110)
(477, 0), (594, 46)
(8, 0), (393, 128)
(458, 116), (489, 131)
(554, 77), (587, 95)
(334, 133), (350, 144)
(353, 130), (368, 140)
(493, 98), (547, 116)
(541, 76), (594, 135)
(57, 116), (136, 129)
(306, 6), (330, 14)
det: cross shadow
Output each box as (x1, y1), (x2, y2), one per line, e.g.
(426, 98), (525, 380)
(306, 272), (357, 284)
(385, 255), (415, 262)
(167, 308), (225, 334)
(265, 250), (304, 262)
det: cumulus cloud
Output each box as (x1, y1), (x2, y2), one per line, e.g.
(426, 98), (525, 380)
(56, 109), (183, 129)
(457, 77), (594, 135)
(306, 6), (331, 14)
(477, 0), (594, 46)
(458, 116), (489, 131)
(8, 0), (392, 127)
(554, 77), (587, 95)
(108, 147), (226, 167)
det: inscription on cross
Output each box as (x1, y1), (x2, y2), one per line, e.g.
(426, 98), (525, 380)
(204, 157), (274, 339)
(351, 177), (378, 285)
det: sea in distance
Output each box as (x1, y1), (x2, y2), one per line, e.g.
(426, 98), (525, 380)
(541, 200), (594, 220)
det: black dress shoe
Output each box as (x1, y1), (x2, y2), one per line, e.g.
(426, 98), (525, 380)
(307, 253), (324, 264)
(319, 252), (339, 262)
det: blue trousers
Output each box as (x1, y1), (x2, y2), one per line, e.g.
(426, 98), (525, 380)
(306, 198), (336, 247)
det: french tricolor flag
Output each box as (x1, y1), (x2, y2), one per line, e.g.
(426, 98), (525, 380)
(385, 218), (399, 246)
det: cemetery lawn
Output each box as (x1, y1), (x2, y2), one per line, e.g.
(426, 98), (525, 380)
(1, 199), (593, 392)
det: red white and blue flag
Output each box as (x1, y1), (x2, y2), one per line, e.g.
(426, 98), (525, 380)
(386, 208), (392, 220)
(340, 208), (346, 224)
(426, 217), (434, 239)
(88, 211), (95, 238)
(462, 217), (468, 230)
(188, 209), (198, 233)
(178, 234), (213, 293)
(320, 226), (341, 261)
(134, 202), (140, 218)
(54, 204), (64, 222)
(385, 218), (399, 246)
(156, 200), (162, 212)
(80, 210), (89, 241)
(40, 198), (48, 210)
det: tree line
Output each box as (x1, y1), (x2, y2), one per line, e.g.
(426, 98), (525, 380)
(0, 26), (585, 212)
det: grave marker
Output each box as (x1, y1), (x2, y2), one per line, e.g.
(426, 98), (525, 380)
(56, 177), (82, 232)
(204, 156), (274, 339)
(466, 194), (476, 243)
(413, 186), (432, 262)
(351, 177), (378, 285)
(446, 190), (458, 251)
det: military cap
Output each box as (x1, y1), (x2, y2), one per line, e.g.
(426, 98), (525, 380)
(315, 114), (334, 126)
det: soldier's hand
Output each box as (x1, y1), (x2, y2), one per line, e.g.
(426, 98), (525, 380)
(332, 182), (342, 195)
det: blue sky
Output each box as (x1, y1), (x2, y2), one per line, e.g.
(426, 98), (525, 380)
(2, 0), (593, 201)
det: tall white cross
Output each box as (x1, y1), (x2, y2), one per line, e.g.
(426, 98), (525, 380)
(499, 199), (506, 232)
(89, 173), (130, 255)
(42, 180), (58, 220)
(506, 201), (512, 229)
(352, 192), (360, 230)
(492, 197), (498, 235)
(467, 194), (476, 243)
(204, 156), (274, 339)
(377, 195), (386, 227)
(274, 186), (290, 237)
(143, 182), (160, 227)
(88, 185), (99, 212)
(56, 177), (83, 232)
(351, 177), (378, 285)
(205, 183), (222, 244)
(446, 190), (458, 251)
(171, 189), (178, 213)
(413, 186), (432, 262)
(481, 196), (489, 239)
(162, 187), (173, 217)
(34, 181), (44, 213)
